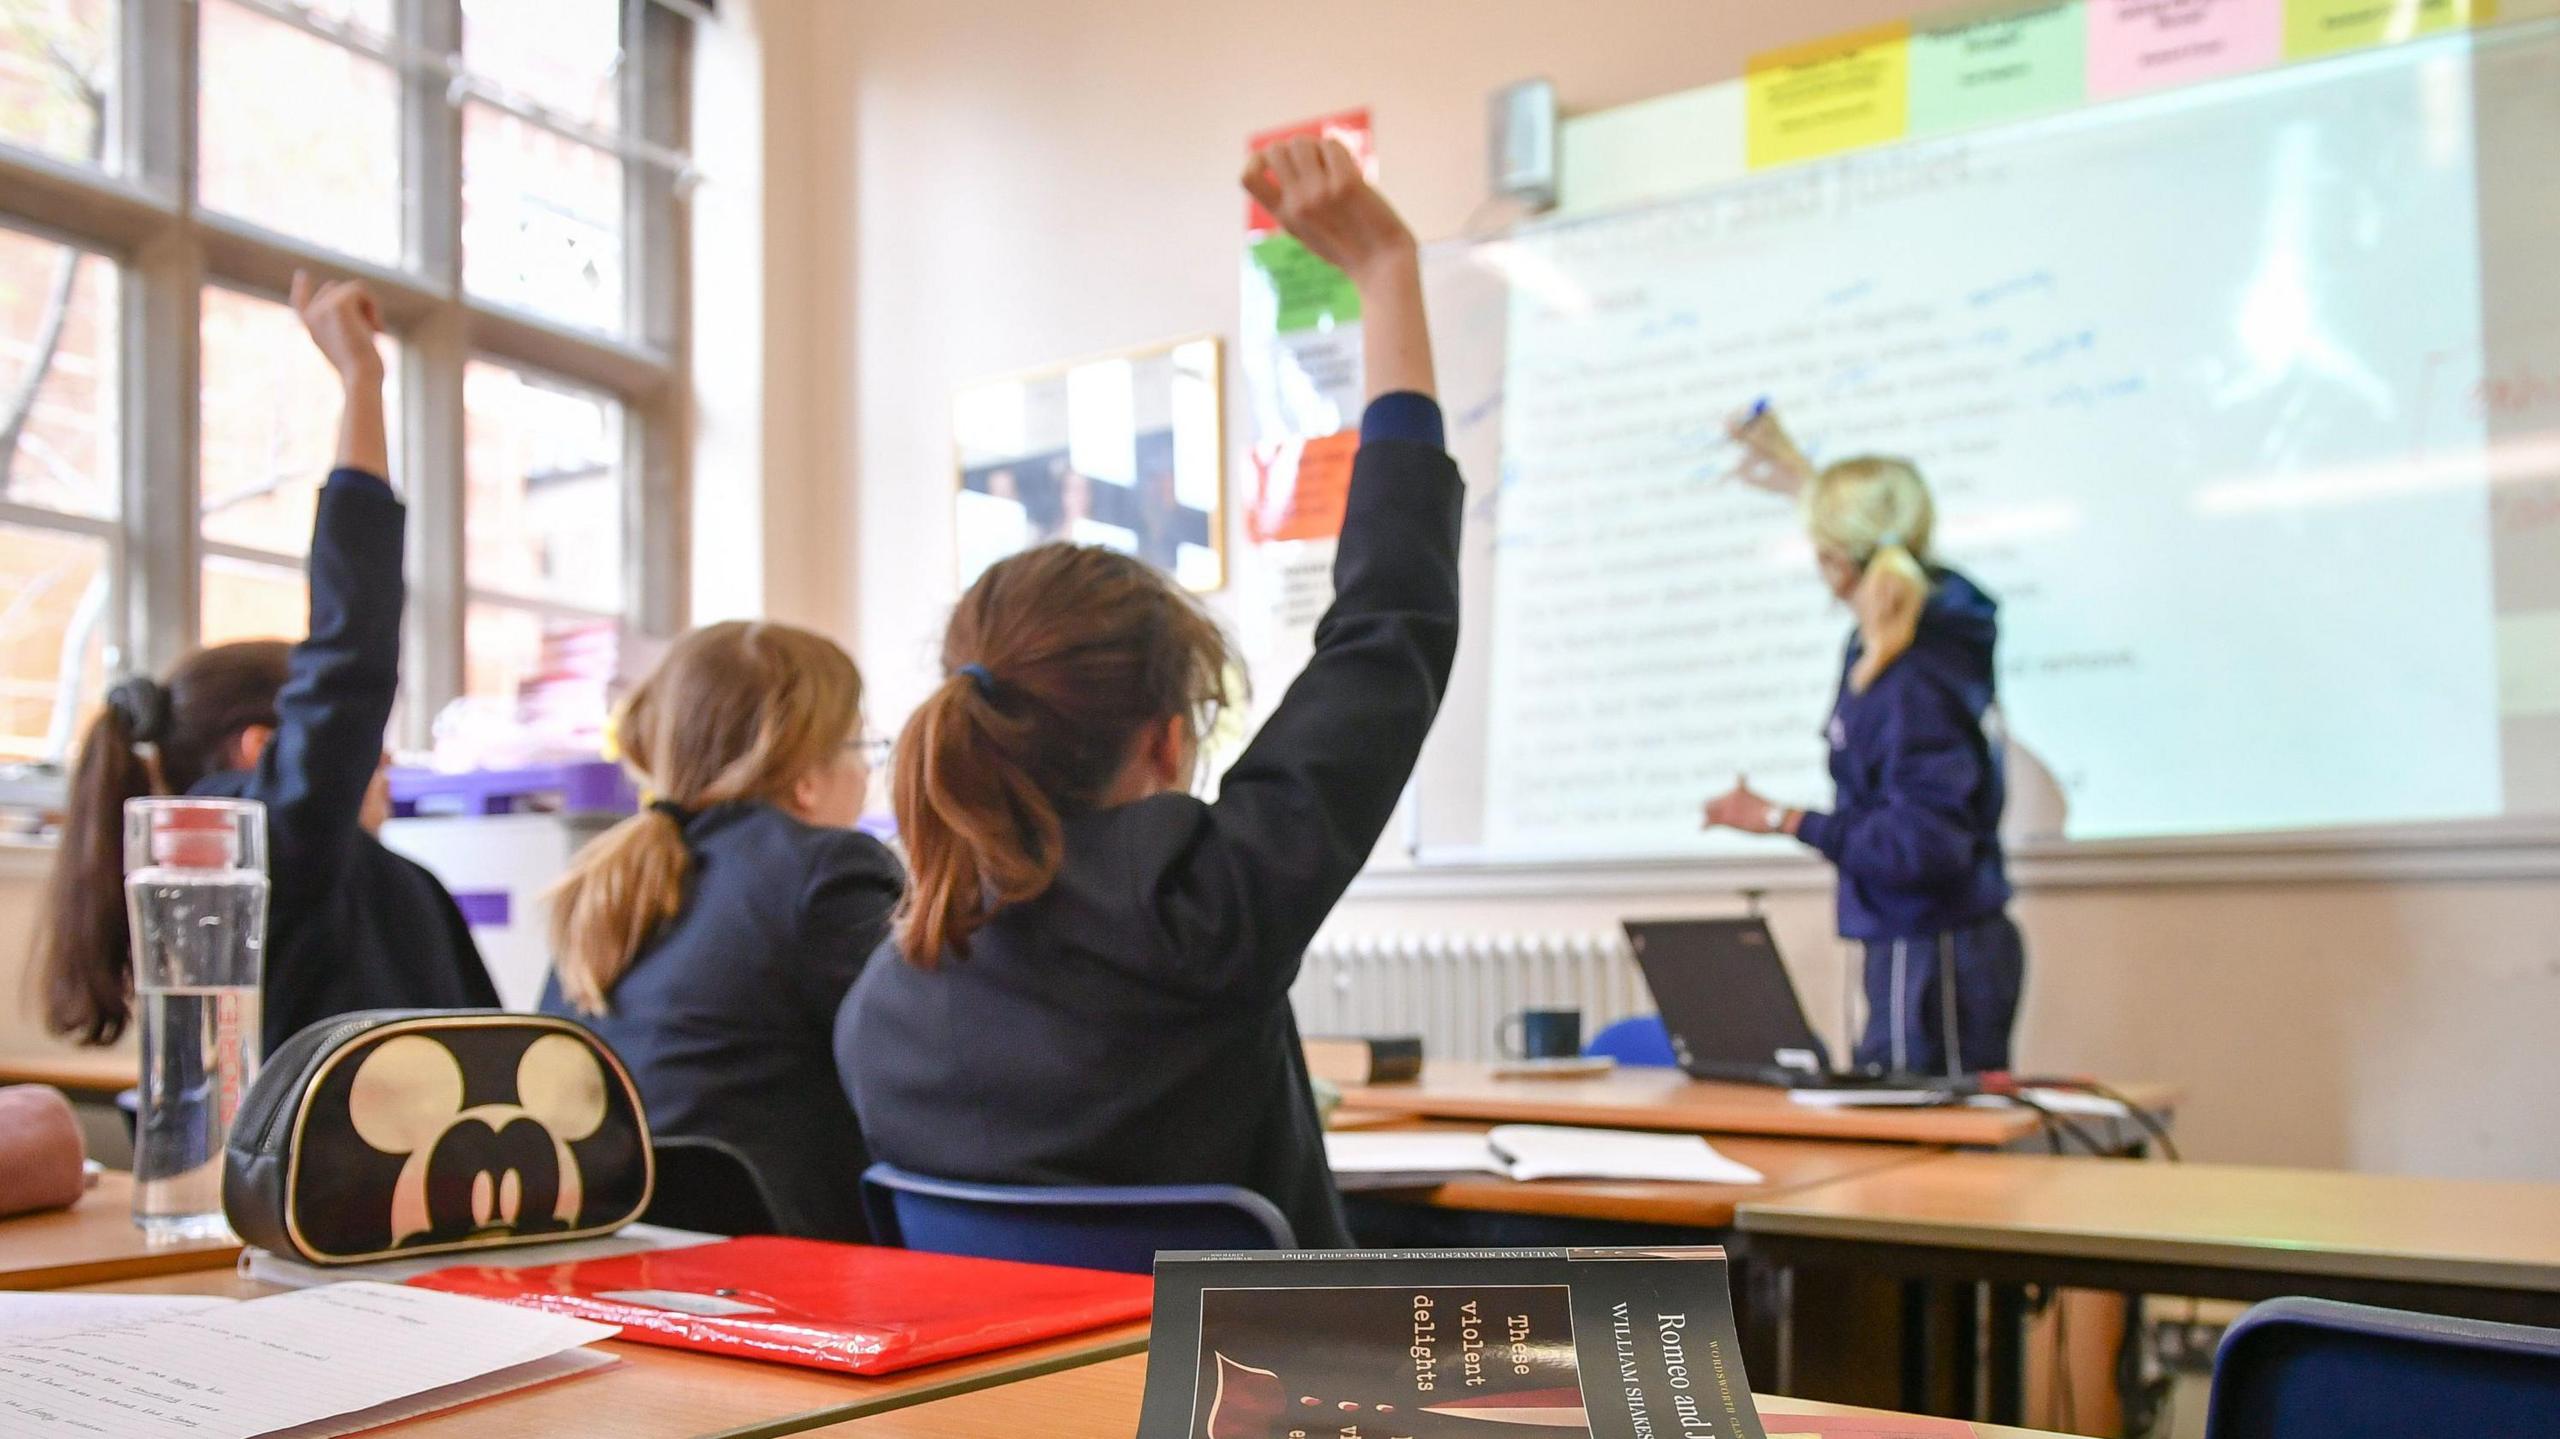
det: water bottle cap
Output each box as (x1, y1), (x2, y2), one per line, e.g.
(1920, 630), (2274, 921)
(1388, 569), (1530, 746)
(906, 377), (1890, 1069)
(125, 798), (265, 875)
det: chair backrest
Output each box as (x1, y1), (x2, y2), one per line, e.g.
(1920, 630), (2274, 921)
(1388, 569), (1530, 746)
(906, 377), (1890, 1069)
(2205, 1296), (2560, 1439)
(860, 1163), (1293, 1275)
(1585, 1014), (1679, 1067)
(642, 1136), (784, 1237)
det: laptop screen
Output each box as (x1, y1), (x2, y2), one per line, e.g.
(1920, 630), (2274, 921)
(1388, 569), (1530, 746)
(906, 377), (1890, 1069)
(1623, 918), (1832, 1078)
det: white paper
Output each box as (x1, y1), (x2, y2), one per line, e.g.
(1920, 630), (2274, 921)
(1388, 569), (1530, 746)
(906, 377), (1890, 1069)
(244, 1222), (718, 1290)
(1787, 1088), (1956, 1109)
(1325, 1126), (1765, 1186)
(262, 1349), (616, 1439)
(0, 1281), (616, 1439)
(0, 1295), (235, 1342)
(1486, 1126), (1765, 1186)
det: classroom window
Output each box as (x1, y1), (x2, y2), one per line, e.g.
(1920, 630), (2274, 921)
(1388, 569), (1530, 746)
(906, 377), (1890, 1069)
(196, 0), (404, 265)
(0, 0), (116, 169)
(0, 226), (117, 765)
(462, 360), (623, 736)
(0, 0), (695, 788)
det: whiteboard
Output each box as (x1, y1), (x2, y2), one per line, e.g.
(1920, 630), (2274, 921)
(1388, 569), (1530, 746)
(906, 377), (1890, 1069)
(1404, 22), (2560, 870)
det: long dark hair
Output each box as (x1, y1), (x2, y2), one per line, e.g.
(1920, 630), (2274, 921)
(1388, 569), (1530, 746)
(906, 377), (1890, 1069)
(39, 643), (291, 1043)
(893, 543), (1231, 966)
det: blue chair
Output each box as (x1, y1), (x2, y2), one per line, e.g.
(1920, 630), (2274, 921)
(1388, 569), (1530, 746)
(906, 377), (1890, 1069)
(2205, 1297), (2560, 1438)
(860, 1163), (1293, 1274)
(1585, 1014), (1679, 1067)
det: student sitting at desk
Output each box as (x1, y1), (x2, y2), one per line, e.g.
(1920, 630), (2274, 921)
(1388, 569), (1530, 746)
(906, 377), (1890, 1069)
(1704, 428), (2023, 1075)
(838, 137), (1459, 1249)
(542, 622), (899, 1241)
(40, 274), (498, 1055)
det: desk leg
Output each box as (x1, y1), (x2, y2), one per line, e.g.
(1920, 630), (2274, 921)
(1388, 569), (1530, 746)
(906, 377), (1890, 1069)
(1986, 1284), (2027, 1426)
(1899, 1279), (1934, 1415)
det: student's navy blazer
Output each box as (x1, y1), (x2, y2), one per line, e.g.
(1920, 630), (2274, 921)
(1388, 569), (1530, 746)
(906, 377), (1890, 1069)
(837, 395), (1462, 1250)
(195, 470), (497, 1054)
(543, 804), (903, 1241)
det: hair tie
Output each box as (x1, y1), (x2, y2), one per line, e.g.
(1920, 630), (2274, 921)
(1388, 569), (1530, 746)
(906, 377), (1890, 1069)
(1875, 530), (1906, 552)
(104, 675), (171, 745)
(956, 663), (999, 699)
(648, 798), (695, 826)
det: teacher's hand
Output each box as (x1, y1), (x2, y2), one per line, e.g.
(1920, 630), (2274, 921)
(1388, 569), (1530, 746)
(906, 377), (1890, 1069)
(1704, 776), (1785, 835)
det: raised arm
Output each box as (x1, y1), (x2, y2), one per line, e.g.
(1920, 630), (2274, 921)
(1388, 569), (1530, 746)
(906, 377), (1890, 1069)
(242, 274), (405, 896)
(1157, 143), (1459, 999)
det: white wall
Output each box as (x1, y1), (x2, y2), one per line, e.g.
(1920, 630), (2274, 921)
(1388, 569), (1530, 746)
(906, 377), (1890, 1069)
(790, 0), (2560, 1182)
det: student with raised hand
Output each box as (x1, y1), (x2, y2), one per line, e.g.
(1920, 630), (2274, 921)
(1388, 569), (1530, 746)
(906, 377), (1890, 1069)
(541, 622), (899, 1240)
(838, 136), (1459, 1249)
(1704, 425), (2022, 1075)
(40, 272), (498, 1055)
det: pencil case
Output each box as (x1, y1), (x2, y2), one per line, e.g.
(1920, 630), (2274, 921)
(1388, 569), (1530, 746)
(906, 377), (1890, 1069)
(223, 1011), (655, 1265)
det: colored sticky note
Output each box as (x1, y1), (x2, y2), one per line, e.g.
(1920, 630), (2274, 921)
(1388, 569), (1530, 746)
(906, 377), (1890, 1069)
(1247, 429), (1358, 544)
(2087, 0), (2283, 97)
(2283, 0), (2494, 57)
(1746, 22), (1912, 169)
(1248, 233), (1361, 334)
(1911, 4), (2088, 133)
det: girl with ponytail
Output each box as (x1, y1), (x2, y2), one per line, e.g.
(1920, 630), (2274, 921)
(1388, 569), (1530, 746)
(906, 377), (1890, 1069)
(839, 136), (1461, 1250)
(539, 621), (899, 1241)
(1705, 418), (2025, 1076)
(38, 274), (497, 1052)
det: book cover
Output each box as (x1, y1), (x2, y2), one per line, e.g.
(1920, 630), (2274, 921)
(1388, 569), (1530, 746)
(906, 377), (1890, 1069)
(1137, 1247), (1767, 1439)
(1305, 1036), (1426, 1085)
(405, 1235), (1150, 1376)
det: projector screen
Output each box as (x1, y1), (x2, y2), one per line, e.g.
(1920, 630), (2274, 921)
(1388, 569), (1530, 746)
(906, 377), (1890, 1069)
(1407, 23), (2560, 866)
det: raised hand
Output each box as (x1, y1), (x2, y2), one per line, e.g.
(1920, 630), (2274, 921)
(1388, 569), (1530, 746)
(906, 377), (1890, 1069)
(289, 269), (386, 390)
(1242, 136), (1415, 287)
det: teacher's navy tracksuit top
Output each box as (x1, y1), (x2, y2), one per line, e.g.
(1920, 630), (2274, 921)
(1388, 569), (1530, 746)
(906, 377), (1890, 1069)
(838, 393), (1462, 1251)
(194, 470), (499, 1055)
(1792, 568), (2014, 942)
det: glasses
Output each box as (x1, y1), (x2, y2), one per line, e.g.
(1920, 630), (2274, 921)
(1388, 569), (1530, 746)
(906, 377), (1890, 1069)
(849, 734), (894, 769)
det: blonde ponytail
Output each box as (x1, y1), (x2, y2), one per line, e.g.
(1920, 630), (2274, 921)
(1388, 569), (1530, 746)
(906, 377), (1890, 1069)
(547, 621), (865, 1014)
(1848, 542), (1929, 693)
(1803, 455), (1937, 693)
(548, 808), (693, 1014)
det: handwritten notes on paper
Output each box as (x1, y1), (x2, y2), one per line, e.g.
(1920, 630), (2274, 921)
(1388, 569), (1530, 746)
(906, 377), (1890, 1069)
(0, 1282), (614, 1438)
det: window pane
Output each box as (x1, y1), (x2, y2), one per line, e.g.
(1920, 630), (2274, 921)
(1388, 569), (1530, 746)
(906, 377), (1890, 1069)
(464, 602), (617, 741)
(0, 523), (108, 762)
(0, 0), (114, 167)
(200, 552), (305, 648)
(198, 0), (400, 265)
(0, 227), (115, 518)
(200, 286), (400, 555)
(461, 0), (621, 131)
(463, 360), (623, 610)
(462, 103), (625, 333)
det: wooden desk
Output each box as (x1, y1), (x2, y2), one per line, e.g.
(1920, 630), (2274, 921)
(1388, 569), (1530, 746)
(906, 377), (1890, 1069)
(0, 1172), (241, 1290)
(1334, 1064), (2180, 1151)
(81, 1269), (1147, 1439)
(1737, 1152), (2560, 1312)
(810, 1352), (2065, 1439)
(0, 1047), (139, 1096)
(1350, 1123), (1947, 1229)
(1738, 1152), (2560, 1427)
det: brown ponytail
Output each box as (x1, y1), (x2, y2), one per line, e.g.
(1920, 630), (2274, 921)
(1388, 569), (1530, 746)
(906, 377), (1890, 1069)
(894, 543), (1232, 967)
(39, 643), (292, 1044)
(548, 622), (864, 1015)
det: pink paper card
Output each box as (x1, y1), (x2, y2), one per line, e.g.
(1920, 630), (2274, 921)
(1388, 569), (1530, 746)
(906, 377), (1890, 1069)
(2087, 0), (2282, 96)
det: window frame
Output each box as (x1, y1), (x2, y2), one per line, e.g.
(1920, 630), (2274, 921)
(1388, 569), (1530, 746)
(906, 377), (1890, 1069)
(0, 0), (693, 757)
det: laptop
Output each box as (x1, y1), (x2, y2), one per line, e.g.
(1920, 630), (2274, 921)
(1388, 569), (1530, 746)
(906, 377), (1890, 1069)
(1621, 917), (1942, 1090)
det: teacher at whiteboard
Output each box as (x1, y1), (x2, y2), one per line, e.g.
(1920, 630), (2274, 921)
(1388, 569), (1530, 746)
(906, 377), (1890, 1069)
(1703, 414), (2023, 1076)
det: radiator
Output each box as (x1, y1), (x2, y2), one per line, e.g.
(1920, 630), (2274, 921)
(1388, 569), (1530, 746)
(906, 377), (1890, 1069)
(1290, 931), (1651, 1063)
